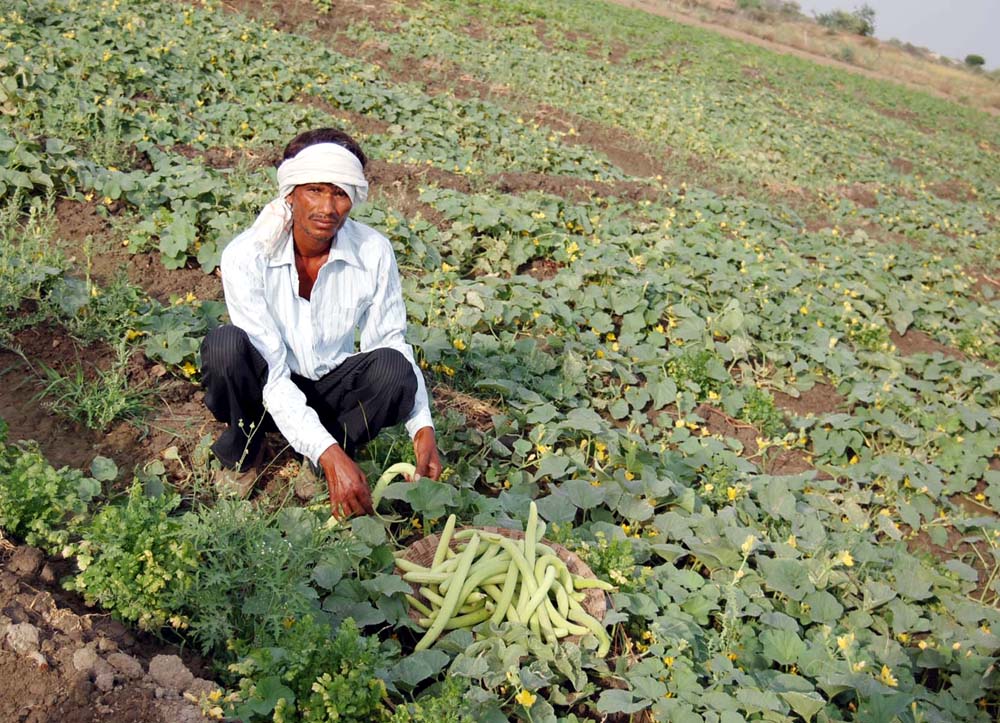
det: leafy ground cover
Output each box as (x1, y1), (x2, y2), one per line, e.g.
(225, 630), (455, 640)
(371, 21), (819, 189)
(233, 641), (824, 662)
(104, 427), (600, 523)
(1, 0), (998, 721)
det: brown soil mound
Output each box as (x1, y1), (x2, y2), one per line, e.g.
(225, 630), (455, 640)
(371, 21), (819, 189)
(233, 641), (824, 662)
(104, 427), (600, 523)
(0, 541), (211, 723)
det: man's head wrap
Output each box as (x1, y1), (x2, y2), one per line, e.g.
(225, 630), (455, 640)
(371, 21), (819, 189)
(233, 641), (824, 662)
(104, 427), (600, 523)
(245, 142), (369, 257)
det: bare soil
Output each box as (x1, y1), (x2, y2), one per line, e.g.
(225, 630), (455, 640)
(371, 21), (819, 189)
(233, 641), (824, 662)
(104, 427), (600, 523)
(772, 382), (845, 417)
(0, 540), (211, 723)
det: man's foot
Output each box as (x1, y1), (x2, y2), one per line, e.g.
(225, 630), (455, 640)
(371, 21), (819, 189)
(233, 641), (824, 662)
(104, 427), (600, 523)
(213, 466), (260, 498)
(213, 443), (269, 498)
(293, 458), (321, 500)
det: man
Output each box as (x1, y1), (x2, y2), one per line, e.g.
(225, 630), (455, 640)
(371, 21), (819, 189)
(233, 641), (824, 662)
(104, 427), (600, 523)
(200, 128), (442, 518)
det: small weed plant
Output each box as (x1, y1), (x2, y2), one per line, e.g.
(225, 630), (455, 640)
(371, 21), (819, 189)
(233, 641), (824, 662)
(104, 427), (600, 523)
(37, 339), (149, 431)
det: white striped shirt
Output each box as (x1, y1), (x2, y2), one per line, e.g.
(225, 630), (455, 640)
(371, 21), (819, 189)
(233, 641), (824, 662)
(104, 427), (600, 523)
(219, 218), (433, 465)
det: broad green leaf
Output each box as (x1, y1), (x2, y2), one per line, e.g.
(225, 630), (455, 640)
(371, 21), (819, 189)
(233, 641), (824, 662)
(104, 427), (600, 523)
(362, 573), (412, 598)
(352, 516), (387, 546)
(89, 456), (117, 482)
(596, 689), (645, 714)
(780, 691), (825, 722)
(759, 557), (815, 601)
(390, 650), (450, 688)
(761, 629), (806, 666)
(312, 561), (345, 590)
(561, 478), (606, 509)
(405, 479), (458, 518)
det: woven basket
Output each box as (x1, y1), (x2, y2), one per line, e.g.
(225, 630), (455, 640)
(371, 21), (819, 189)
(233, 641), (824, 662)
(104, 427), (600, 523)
(396, 526), (607, 633)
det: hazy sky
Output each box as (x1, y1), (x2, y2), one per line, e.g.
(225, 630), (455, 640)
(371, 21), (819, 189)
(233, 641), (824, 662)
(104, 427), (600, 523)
(796, 0), (998, 69)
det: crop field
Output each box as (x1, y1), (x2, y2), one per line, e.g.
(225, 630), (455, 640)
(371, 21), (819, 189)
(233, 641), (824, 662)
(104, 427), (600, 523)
(0, 0), (998, 721)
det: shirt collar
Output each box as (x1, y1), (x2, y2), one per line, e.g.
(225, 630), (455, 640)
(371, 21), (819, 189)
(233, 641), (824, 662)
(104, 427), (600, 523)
(266, 219), (364, 269)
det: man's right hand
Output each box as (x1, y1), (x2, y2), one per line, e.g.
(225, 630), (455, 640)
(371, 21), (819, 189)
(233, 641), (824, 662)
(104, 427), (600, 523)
(318, 443), (373, 518)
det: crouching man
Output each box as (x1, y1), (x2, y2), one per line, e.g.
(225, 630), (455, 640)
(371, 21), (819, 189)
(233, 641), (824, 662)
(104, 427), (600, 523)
(200, 128), (442, 518)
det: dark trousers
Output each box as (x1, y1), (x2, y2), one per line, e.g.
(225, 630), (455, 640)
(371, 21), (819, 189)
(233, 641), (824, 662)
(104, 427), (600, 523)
(200, 325), (417, 470)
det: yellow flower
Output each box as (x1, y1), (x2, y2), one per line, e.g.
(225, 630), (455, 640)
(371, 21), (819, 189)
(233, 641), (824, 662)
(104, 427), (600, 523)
(836, 550), (854, 567)
(837, 633), (854, 650)
(452, 338), (466, 351)
(740, 535), (755, 555)
(181, 361), (197, 377)
(515, 689), (537, 707)
(879, 664), (898, 687)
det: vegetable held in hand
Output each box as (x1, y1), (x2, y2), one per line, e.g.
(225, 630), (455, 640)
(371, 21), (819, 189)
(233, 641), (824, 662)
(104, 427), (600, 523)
(371, 462), (417, 509)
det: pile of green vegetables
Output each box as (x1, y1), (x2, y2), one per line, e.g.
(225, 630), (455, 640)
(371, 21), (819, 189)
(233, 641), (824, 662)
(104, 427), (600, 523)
(395, 503), (614, 655)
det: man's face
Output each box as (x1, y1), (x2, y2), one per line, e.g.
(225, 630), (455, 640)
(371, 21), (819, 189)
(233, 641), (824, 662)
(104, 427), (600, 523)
(288, 183), (353, 247)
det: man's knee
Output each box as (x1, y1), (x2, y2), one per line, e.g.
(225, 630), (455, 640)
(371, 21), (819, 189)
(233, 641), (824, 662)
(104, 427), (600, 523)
(201, 325), (253, 374)
(368, 348), (417, 399)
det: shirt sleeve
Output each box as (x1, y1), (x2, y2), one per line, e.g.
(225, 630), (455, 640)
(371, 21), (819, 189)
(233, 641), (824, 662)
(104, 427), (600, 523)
(358, 238), (434, 438)
(220, 237), (338, 465)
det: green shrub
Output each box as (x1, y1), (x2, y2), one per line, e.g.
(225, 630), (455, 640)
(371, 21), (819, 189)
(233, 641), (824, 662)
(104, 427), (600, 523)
(178, 502), (345, 656)
(386, 678), (474, 723)
(65, 482), (198, 630)
(667, 349), (729, 397)
(227, 617), (390, 723)
(739, 386), (786, 438)
(965, 54), (986, 68)
(816, 5), (875, 36)
(0, 423), (102, 552)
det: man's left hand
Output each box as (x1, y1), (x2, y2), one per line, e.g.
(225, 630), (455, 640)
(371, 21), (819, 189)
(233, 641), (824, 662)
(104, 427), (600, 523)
(413, 426), (443, 481)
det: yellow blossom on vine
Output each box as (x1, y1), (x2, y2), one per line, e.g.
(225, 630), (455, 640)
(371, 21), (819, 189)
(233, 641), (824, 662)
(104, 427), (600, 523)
(879, 665), (898, 687)
(515, 689), (537, 707)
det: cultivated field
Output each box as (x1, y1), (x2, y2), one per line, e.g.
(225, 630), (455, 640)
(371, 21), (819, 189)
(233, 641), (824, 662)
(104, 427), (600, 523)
(1, 0), (998, 721)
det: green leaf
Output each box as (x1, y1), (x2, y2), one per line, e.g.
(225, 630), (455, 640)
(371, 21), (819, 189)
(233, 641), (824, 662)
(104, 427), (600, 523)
(312, 561), (345, 590)
(761, 629), (806, 666)
(609, 398), (630, 420)
(90, 456), (118, 482)
(561, 478), (606, 509)
(562, 407), (605, 434)
(247, 676), (295, 715)
(362, 573), (412, 598)
(405, 479), (458, 518)
(535, 491), (577, 522)
(390, 650), (450, 688)
(596, 689), (645, 714)
(780, 691), (825, 722)
(352, 516), (387, 546)
(534, 453), (570, 480)
(759, 557), (815, 601)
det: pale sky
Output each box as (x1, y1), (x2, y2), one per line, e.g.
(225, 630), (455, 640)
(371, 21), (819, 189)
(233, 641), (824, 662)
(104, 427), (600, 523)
(796, 0), (999, 69)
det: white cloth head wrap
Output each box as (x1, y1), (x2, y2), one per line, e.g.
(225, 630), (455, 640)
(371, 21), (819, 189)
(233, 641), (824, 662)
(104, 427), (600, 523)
(246, 142), (369, 257)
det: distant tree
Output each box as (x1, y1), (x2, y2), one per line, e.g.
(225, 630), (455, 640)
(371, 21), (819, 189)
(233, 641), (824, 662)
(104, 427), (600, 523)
(965, 54), (985, 68)
(854, 4), (876, 36)
(816, 4), (876, 37)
